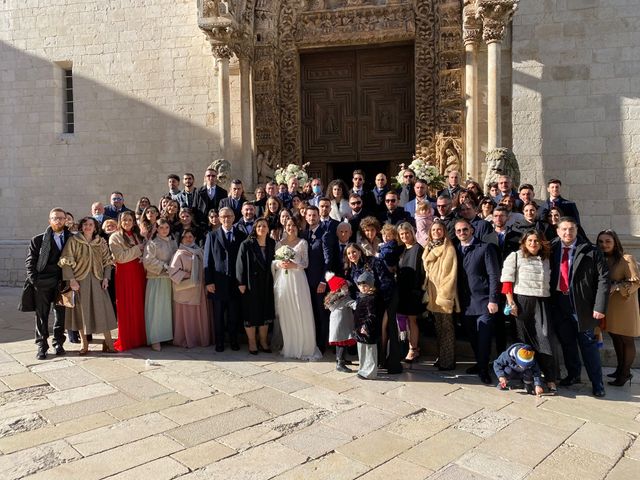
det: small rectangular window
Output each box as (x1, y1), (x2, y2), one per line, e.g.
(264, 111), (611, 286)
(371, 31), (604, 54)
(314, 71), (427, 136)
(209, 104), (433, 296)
(64, 69), (74, 134)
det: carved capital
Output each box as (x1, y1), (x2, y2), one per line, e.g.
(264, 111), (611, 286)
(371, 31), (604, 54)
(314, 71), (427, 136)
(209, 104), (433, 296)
(477, 0), (518, 44)
(212, 44), (233, 59)
(463, 2), (482, 46)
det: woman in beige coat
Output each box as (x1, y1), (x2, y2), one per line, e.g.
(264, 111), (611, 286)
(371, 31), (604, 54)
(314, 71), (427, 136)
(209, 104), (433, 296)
(59, 217), (117, 354)
(597, 230), (640, 386)
(169, 230), (211, 348)
(422, 219), (459, 370)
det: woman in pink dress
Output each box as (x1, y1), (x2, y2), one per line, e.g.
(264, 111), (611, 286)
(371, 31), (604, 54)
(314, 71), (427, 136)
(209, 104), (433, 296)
(169, 230), (211, 348)
(109, 211), (147, 351)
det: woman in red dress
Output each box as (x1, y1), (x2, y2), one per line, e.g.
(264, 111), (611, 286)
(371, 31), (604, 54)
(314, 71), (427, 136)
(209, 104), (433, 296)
(109, 211), (147, 351)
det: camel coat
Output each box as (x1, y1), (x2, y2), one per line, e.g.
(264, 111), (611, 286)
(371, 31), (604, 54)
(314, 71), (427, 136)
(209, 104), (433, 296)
(606, 254), (640, 337)
(422, 238), (460, 314)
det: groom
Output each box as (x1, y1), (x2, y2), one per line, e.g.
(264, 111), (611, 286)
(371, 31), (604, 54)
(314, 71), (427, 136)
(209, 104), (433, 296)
(304, 206), (338, 353)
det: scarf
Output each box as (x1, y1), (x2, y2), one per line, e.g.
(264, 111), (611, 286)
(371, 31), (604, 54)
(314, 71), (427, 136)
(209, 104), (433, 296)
(179, 243), (203, 284)
(426, 238), (444, 252)
(36, 226), (56, 272)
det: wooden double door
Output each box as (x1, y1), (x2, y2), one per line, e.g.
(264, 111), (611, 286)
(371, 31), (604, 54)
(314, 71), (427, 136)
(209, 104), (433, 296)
(301, 45), (415, 187)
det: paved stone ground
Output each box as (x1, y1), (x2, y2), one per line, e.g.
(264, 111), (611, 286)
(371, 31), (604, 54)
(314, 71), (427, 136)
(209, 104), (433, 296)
(1, 286), (639, 480)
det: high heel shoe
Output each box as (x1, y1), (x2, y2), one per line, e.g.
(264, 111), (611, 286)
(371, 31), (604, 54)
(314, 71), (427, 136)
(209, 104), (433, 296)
(78, 346), (89, 356)
(608, 374), (633, 387)
(102, 341), (117, 353)
(606, 368), (620, 378)
(404, 347), (420, 363)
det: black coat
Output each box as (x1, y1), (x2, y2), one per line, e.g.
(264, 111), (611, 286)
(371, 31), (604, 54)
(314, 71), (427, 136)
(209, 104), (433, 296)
(353, 293), (379, 344)
(193, 185), (228, 224)
(539, 196), (581, 225)
(203, 226), (247, 299)
(550, 237), (609, 331)
(219, 196), (247, 223)
(304, 224), (338, 288)
(380, 207), (414, 227)
(456, 239), (501, 316)
(236, 237), (276, 325)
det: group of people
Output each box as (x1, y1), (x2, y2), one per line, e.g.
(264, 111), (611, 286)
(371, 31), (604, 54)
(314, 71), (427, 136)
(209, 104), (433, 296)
(23, 166), (639, 394)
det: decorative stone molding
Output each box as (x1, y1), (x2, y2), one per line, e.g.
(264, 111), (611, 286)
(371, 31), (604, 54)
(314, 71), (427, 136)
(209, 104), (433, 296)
(212, 45), (233, 59)
(462, 0), (483, 46)
(477, 0), (518, 44)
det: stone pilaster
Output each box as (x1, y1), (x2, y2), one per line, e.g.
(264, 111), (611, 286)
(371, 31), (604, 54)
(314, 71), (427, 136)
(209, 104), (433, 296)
(463, 1), (483, 181)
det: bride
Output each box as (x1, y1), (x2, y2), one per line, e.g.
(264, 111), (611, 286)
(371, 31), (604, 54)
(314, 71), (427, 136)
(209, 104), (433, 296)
(272, 218), (323, 360)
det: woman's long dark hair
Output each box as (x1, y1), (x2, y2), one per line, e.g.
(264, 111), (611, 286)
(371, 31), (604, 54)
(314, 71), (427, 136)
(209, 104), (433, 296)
(78, 216), (101, 240)
(519, 230), (551, 260)
(597, 229), (624, 263)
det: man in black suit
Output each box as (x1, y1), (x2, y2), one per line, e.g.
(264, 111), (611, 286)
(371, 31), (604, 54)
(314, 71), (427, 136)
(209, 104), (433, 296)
(349, 169), (376, 214)
(317, 198), (340, 233)
(194, 168), (228, 226)
(550, 217), (608, 397)
(219, 179), (247, 223)
(304, 206), (337, 352)
(381, 191), (414, 226)
(235, 202), (257, 236)
(371, 173), (390, 219)
(204, 206), (247, 352)
(25, 208), (73, 360)
(539, 178), (581, 225)
(103, 191), (132, 220)
(347, 193), (366, 242)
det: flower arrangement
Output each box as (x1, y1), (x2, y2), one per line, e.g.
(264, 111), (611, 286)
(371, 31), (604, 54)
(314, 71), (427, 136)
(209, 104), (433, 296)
(275, 245), (296, 274)
(273, 162), (310, 186)
(395, 158), (445, 190)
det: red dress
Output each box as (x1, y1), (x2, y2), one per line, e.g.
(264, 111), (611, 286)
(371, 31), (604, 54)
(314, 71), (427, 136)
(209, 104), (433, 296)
(112, 233), (147, 351)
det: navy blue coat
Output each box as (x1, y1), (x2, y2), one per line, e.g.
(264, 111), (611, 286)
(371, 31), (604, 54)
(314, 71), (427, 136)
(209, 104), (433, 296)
(538, 196), (581, 225)
(550, 237), (609, 331)
(456, 239), (501, 316)
(304, 224), (338, 289)
(203, 226), (247, 299)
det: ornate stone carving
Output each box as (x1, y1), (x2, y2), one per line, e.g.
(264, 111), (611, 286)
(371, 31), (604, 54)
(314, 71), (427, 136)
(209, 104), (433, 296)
(434, 132), (463, 176)
(208, 158), (233, 188)
(414, 0), (437, 148)
(212, 45), (233, 59)
(462, 0), (483, 45)
(477, 0), (518, 44)
(483, 147), (520, 193)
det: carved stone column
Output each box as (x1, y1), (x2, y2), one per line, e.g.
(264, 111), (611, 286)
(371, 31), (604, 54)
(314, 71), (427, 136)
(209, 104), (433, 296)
(478, 0), (518, 151)
(463, 1), (482, 181)
(213, 45), (232, 159)
(239, 56), (253, 184)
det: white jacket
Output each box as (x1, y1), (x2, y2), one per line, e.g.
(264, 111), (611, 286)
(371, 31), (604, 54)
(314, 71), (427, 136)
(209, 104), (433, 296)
(500, 250), (551, 298)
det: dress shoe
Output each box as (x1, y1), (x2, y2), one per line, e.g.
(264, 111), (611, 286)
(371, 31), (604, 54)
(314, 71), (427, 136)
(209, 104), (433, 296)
(36, 349), (47, 360)
(336, 363), (353, 373)
(215, 345), (224, 352)
(249, 349), (258, 355)
(593, 389), (606, 398)
(230, 342), (240, 351)
(559, 376), (581, 387)
(466, 364), (480, 374)
(55, 345), (66, 356)
(258, 345), (272, 353)
(356, 373), (369, 380)
(479, 372), (492, 384)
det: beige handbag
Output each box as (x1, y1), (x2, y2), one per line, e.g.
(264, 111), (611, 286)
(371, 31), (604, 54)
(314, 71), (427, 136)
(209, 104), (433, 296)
(56, 286), (76, 308)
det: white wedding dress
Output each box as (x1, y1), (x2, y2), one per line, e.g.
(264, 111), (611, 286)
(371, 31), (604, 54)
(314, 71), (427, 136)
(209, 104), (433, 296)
(272, 238), (323, 361)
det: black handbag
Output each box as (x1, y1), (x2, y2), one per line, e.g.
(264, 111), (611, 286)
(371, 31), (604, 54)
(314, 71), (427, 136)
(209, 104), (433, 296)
(18, 280), (36, 312)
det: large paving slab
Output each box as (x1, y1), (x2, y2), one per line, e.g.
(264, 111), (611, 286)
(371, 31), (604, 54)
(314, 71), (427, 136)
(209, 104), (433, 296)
(0, 287), (638, 479)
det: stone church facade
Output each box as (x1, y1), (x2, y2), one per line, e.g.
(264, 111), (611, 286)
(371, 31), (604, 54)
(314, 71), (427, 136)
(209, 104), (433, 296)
(1, 0), (639, 285)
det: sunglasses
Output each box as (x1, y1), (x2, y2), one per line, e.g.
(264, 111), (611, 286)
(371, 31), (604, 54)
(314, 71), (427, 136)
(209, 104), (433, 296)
(385, 199), (397, 203)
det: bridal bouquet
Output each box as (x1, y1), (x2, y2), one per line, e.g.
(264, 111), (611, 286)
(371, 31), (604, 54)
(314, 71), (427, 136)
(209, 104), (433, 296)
(395, 158), (445, 190)
(273, 162), (310, 186)
(275, 245), (296, 274)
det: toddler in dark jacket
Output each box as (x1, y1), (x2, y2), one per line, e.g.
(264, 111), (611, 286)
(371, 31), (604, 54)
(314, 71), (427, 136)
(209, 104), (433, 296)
(353, 271), (380, 379)
(494, 343), (544, 396)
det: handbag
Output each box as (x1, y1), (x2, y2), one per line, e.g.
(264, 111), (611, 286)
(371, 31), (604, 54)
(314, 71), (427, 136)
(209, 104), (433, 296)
(56, 286), (76, 308)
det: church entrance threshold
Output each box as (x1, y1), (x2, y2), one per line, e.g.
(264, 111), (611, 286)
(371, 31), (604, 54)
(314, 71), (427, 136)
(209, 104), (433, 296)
(300, 45), (415, 186)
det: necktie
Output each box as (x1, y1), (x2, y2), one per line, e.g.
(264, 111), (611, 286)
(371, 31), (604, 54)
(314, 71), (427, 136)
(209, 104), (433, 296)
(208, 188), (214, 200)
(340, 244), (345, 258)
(498, 232), (505, 248)
(226, 231), (232, 243)
(55, 234), (63, 251)
(559, 247), (570, 293)
(246, 222), (253, 234)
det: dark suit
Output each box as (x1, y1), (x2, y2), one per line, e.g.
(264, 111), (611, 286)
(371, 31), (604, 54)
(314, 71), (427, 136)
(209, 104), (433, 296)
(539, 196), (581, 225)
(349, 189), (376, 215)
(381, 207), (414, 227)
(194, 185), (228, 225)
(25, 227), (73, 351)
(371, 187), (389, 218)
(318, 217), (340, 234)
(204, 226), (247, 349)
(219, 196), (246, 223)
(550, 237), (609, 392)
(175, 189), (197, 209)
(103, 205), (132, 220)
(305, 224), (338, 351)
(235, 218), (256, 236)
(456, 238), (501, 375)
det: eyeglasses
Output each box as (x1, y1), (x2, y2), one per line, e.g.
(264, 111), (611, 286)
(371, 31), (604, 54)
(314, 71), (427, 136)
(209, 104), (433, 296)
(385, 199), (397, 203)
(455, 228), (470, 233)
(219, 215), (234, 219)
(50, 216), (66, 221)
(111, 197), (123, 201)
(350, 201), (362, 206)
